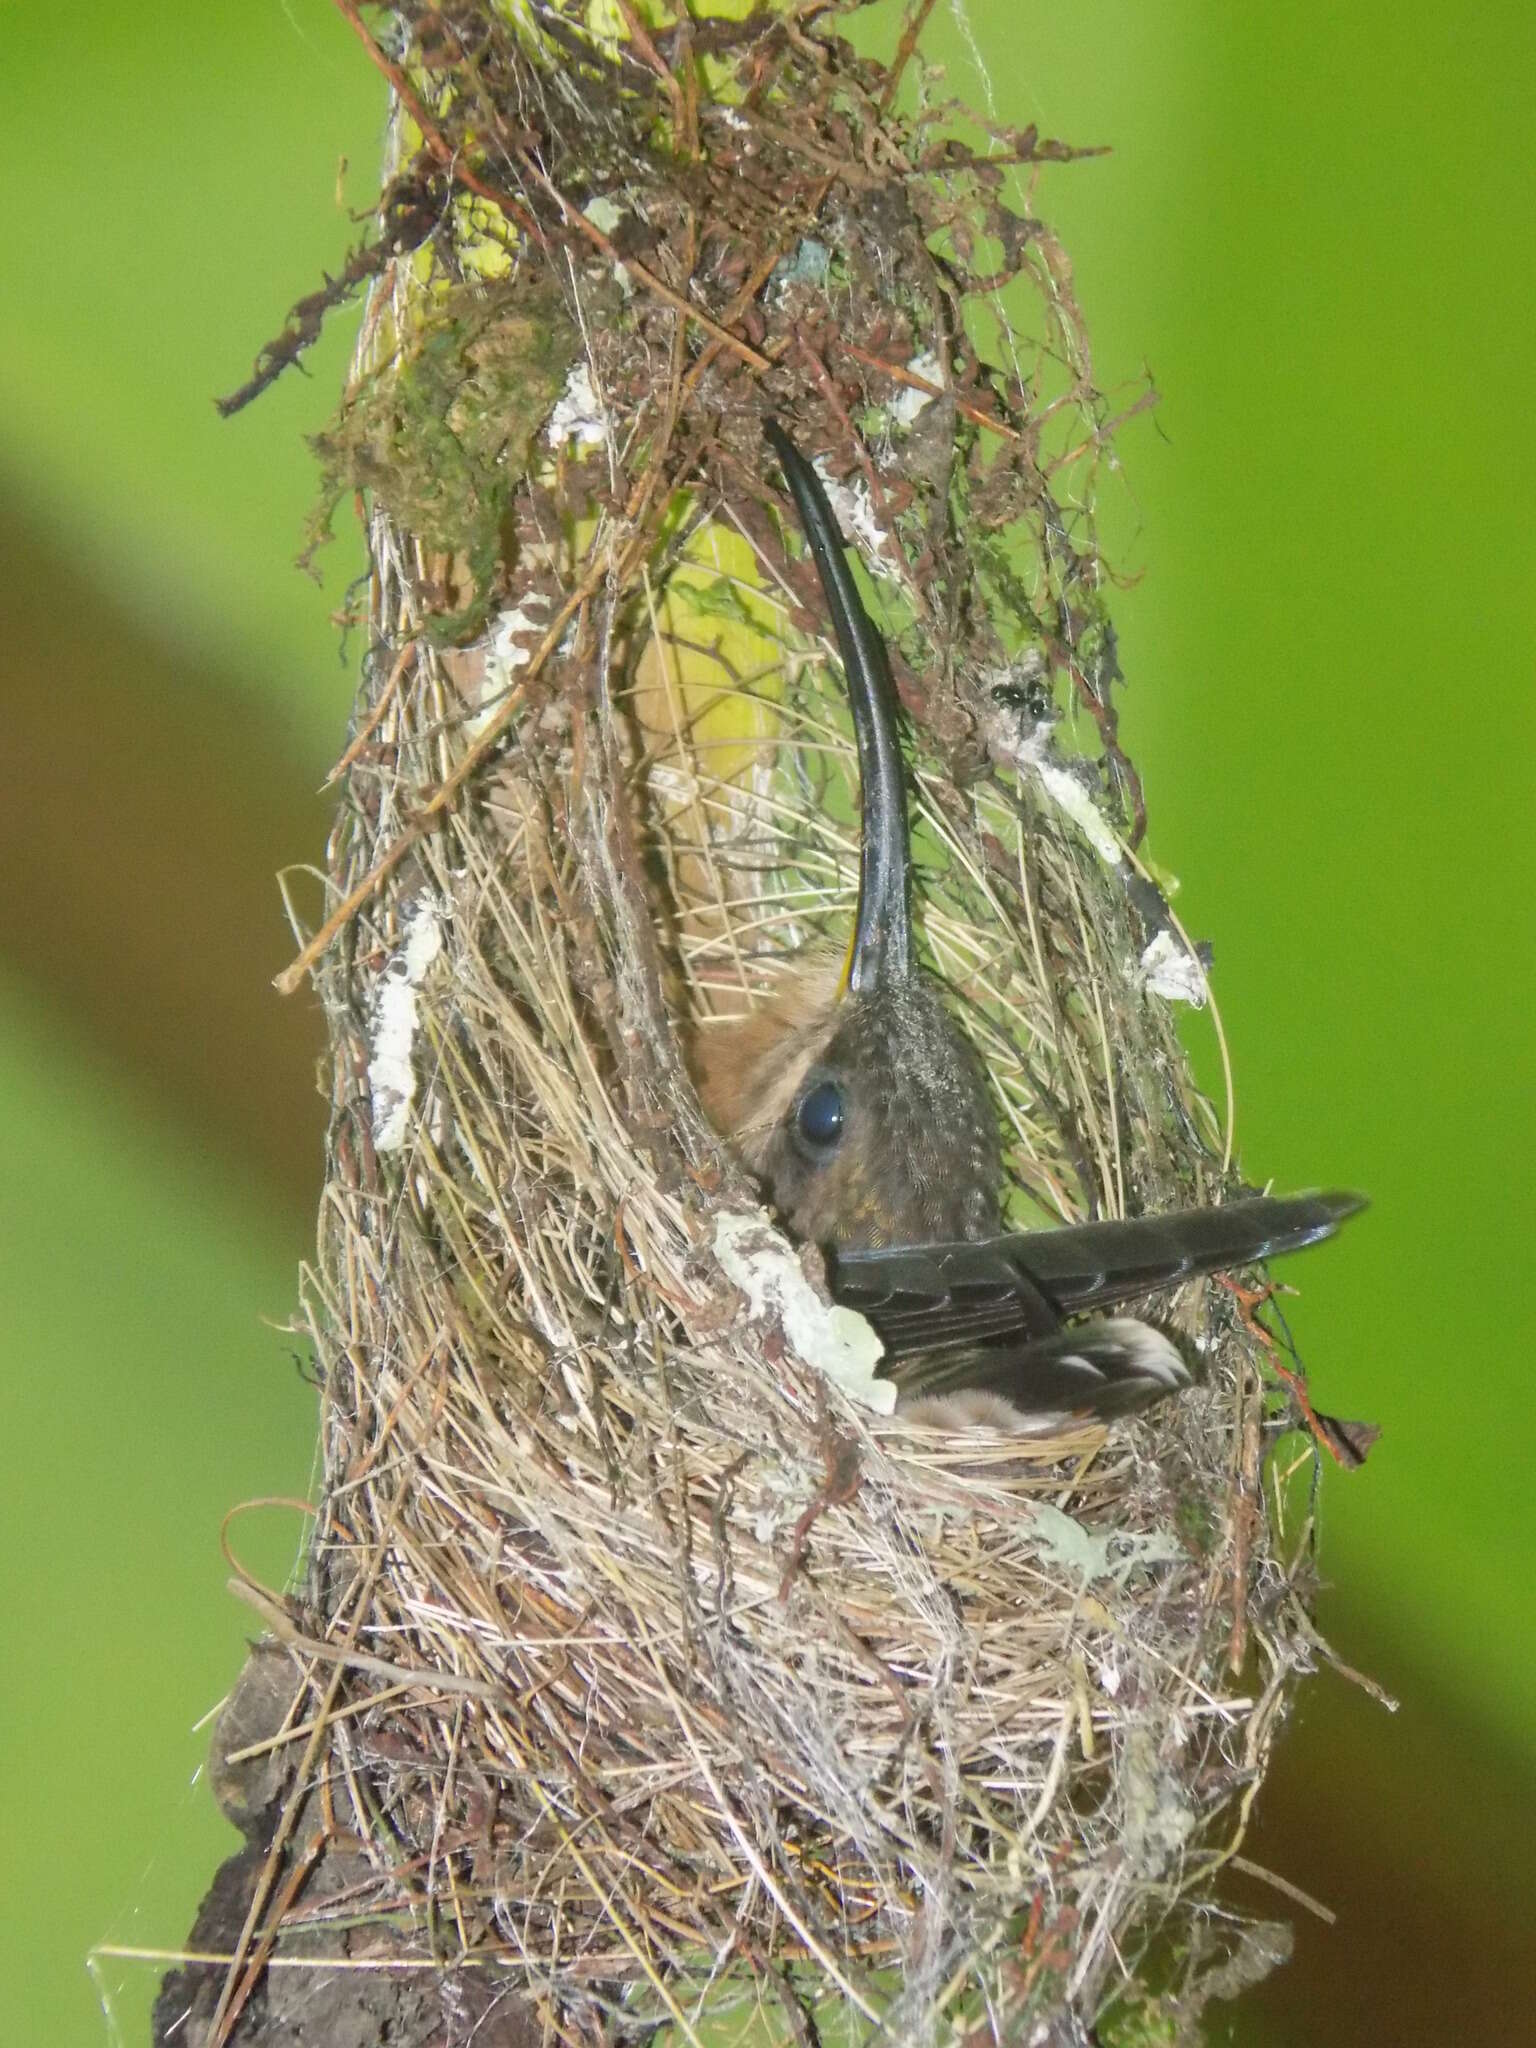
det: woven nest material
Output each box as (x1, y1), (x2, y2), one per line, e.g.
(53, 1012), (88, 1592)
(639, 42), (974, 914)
(207, 8), (1341, 2044)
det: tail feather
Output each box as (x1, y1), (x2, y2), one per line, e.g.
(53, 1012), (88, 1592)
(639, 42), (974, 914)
(896, 1318), (1191, 1432)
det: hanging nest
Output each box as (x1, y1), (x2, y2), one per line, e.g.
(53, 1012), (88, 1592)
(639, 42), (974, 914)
(166, 8), (1357, 2046)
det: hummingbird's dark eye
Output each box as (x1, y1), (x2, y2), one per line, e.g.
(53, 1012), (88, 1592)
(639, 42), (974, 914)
(796, 1080), (845, 1152)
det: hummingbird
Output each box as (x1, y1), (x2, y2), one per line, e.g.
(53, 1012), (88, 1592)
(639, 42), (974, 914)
(692, 420), (1364, 1431)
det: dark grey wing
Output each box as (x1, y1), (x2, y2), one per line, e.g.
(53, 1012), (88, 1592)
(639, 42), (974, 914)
(829, 1191), (1367, 1362)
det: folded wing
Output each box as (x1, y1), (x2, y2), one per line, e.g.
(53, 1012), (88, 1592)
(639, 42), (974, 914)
(829, 1190), (1366, 1422)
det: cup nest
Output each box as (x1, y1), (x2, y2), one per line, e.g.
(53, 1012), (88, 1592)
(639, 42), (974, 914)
(239, 7), (1335, 2040)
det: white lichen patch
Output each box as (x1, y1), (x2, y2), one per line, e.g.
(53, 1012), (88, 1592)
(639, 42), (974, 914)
(809, 457), (902, 585)
(466, 594), (555, 738)
(978, 684), (1129, 875)
(1138, 926), (1210, 1007)
(889, 349), (944, 426)
(1032, 756), (1126, 869)
(770, 236), (830, 288)
(712, 1211), (894, 1414)
(546, 360), (609, 451)
(1021, 1501), (1184, 1589)
(368, 900), (445, 1153)
(1122, 1725), (1200, 1878)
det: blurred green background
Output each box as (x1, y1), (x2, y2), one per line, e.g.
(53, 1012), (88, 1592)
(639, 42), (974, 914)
(2, 3), (1530, 2043)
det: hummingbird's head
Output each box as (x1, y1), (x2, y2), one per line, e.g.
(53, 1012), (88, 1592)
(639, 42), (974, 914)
(740, 971), (1002, 1250)
(692, 423), (1003, 1251)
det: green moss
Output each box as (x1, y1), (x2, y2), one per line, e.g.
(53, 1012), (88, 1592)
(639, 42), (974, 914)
(1096, 1992), (1183, 2047)
(308, 277), (582, 640)
(1175, 1489), (1220, 1556)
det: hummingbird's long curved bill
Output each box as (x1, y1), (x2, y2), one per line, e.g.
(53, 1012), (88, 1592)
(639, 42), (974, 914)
(765, 421), (913, 993)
